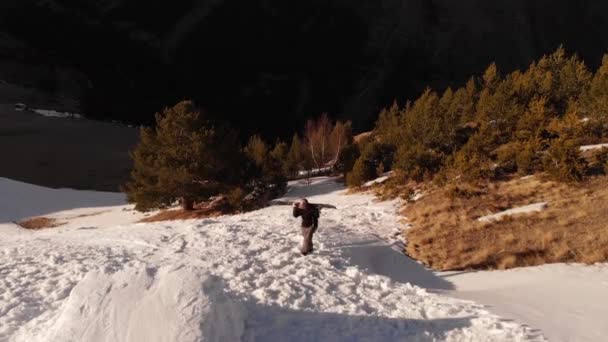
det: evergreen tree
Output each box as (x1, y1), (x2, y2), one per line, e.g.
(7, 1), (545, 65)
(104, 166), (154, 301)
(394, 144), (442, 181)
(374, 101), (402, 146)
(124, 100), (240, 211)
(581, 54), (608, 138)
(515, 97), (553, 141)
(270, 139), (289, 175)
(244, 135), (287, 198)
(543, 138), (587, 182)
(352, 47), (602, 187)
(482, 62), (501, 91)
(457, 77), (479, 124)
(347, 157), (375, 187)
(335, 143), (360, 178)
(245, 135), (268, 167)
(347, 141), (395, 186)
(286, 134), (303, 178)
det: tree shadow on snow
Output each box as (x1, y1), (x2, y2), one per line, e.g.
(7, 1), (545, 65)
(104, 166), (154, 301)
(337, 242), (455, 291)
(243, 302), (473, 341)
(284, 177), (345, 199)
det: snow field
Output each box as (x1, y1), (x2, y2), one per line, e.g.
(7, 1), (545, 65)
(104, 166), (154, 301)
(0, 177), (542, 341)
(443, 263), (608, 342)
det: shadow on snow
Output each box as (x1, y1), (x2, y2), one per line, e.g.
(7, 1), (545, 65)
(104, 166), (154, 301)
(243, 302), (473, 342)
(285, 177), (346, 199)
(337, 241), (455, 291)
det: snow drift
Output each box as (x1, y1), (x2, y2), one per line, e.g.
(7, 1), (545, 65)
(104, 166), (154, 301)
(477, 202), (548, 222)
(13, 265), (245, 342)
(579, 143), (608, 152)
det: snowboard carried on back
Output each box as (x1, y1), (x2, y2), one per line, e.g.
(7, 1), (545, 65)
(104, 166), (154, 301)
(269, 199), (336, 210)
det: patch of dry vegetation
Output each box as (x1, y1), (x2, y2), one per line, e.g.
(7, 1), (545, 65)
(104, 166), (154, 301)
(404, 175), (608, 271)
(139, 208), (224, 223)
(65, 210), (109, 220)
(138, 197), (231, 223)
(18, 217), (65, 229)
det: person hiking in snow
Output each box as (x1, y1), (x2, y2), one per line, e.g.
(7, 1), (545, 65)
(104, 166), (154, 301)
(293, 198), (320, 255)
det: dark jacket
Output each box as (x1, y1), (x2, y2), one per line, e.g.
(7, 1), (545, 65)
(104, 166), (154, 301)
(293, 204), (319, 228)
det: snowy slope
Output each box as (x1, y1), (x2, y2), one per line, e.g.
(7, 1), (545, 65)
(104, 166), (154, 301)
(0, 177), (541, 341)
(0, 177), (126, 223)
(443, 263), (608, 342)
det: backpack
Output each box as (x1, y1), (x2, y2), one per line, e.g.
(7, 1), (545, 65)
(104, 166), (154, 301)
(312, 205), (320, 227)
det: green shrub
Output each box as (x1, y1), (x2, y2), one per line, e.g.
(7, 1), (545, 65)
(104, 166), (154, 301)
(346, 141), (396, 187)
(452, 149), (495, 182)
(361, 141), (396, 171)
(517, 140), (543, 175)
(286, 134), (304, 178)
(225, 187), (249, 211)
(335, 144), (360, 178)
(592, 148), (608, 173)
(496, 142), (520, 173)
(244, 135), (288, 198)
(346, 158), (375, 187)
(394, 144), (443, 181)
(542, 138), (588, 182)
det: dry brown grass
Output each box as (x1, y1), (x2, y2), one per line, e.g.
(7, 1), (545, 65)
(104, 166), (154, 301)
(18, 217), (65, 229)
(139, 208), (224, 223)
(404, 174), (608, 271)
(66, 210), (109, 219)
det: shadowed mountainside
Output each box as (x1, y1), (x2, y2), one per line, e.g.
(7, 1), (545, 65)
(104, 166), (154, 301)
(1, 0), (608, 140)
(0, 104), (137, 191)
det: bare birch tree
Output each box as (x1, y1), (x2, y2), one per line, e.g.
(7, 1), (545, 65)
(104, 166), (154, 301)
(304, 114), (351, 169)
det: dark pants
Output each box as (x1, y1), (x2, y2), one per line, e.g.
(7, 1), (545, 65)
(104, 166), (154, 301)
(300, 226), (317, 255)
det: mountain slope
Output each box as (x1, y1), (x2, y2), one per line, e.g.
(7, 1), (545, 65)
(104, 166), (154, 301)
(2, 0), (608, 138)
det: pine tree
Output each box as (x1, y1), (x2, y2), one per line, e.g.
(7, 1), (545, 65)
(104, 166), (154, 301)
(244, 135), (287, 198)
(374, 101), (402, 145)
(543, 138), (587, 182)
(516, 97), (552, 141)
(245, 135), (268, 167)
(482, 62), (500, 91)
(286, 134), (303, 178)
(581, 54), (608, 138)
(124, 100), (240, 211)
(335, 143), (360, 178)
(347, 141), (396, 186)
(347, 158), (375, 187)
(270, 139), (288, 175)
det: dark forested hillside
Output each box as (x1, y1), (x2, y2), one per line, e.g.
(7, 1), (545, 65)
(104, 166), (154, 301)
(1, 0), (608, 140)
